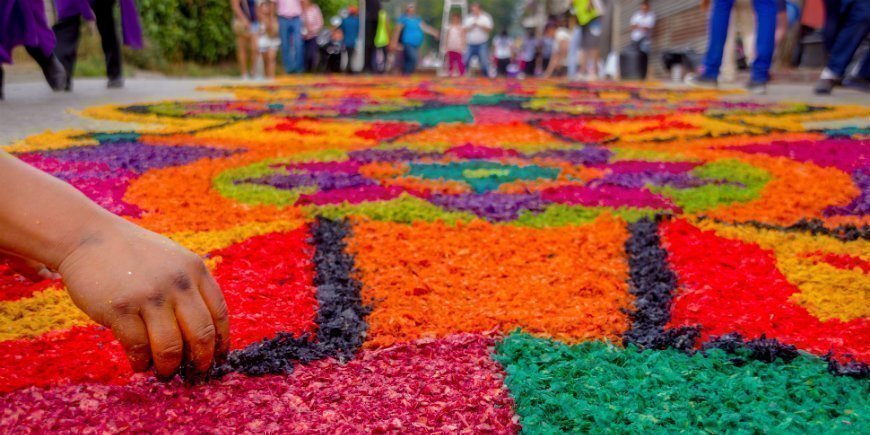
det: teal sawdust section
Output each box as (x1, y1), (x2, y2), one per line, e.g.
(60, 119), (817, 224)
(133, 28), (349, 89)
(653, 159), (772, 213)
(408, 161), (560, 193)
(495, 332), (869, 433)
(354, 105), (474, 126)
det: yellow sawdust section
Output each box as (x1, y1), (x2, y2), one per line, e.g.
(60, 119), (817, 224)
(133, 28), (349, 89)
(5, 129), (98, 152)
(190, 116), (379, 151)
(725, 105), (870, 131)
(0, 287), (93, 341)
(168, 219), (307, 256)
(696, 220), (869, 322)
(587, 113), (763, 142)
(80, 103), (228, 133)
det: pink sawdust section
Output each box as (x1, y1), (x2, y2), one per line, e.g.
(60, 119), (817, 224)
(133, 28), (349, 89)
(0, 333), (520, 433)
(726, 138), (869, 172)
(446, 144), (521, 159)
(542, 185), (680, 211)
(660, 219), (869, 363)
(210, 228), (320, 350)
(295, 185), (405, 205)
(17, 154), (143, 217)
(471, 106), (553, 124)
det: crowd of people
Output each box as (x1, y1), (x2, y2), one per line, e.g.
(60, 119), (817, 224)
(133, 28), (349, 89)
(1, 0), (868, 96)
(0, 0), (143, 99)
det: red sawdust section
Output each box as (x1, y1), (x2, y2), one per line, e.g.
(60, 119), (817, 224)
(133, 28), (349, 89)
(661, 219), (869, 363)
(211, 228), (319, 350)
(349, 215), (632, 348)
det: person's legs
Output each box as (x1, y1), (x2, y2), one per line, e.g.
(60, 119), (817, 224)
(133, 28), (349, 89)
(365, 19), (377, 72)
(24, 46), (67, 91)
(822, 0), (842, 53)
(701, 0), (736, 80)
(567, 26), (582, 77)
(92, 0), (123, 85)
(497, 58), (509, 76)
(403, 45), (418, 74)
(290, 17), (304, 73)
(477, 43), (490, 77)
(823, 0), (870, 78)
(750, 0), (777, 84)
(53, 14), (82, 90)
(463, 44), (477, 73)
(279, 17), (293, 73)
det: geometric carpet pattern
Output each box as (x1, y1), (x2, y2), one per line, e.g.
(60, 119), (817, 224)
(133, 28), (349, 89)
(1, 78), (867, 431)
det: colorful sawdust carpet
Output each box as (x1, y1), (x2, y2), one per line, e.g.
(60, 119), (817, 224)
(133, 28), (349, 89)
(1, 78), (869, 432)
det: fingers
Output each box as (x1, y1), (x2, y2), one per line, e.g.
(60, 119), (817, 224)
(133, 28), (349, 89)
(141, 306), (185, 378)
(110, 313), (151, 372)
(173, 293), (216, 374)
(198, 272), (231, 359)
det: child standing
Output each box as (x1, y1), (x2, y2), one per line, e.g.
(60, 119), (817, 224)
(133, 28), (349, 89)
(492, 29), (512, 77)
(256, 0), (280, 79)
(444, 13), (466, 76)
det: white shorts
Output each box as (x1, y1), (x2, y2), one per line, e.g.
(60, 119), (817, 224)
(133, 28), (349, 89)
(258, 35), (280, 52)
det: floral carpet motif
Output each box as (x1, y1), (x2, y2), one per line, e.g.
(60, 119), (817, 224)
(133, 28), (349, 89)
(1, 78), (868, 432)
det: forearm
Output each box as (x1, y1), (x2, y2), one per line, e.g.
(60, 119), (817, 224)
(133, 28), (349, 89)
(0, 151), (119, 270)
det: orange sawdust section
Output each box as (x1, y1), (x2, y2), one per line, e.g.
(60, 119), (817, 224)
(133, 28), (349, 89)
(348, 215), (632, 348)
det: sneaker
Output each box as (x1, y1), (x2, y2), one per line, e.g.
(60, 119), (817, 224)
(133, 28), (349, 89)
(843, 77), (870, 93)
(686, 75), (718, 88)
(747, 80), (767, 95)
(43, 55), (68, 92)
(107, 77), (124, 89)
(814, 78), (838, 95)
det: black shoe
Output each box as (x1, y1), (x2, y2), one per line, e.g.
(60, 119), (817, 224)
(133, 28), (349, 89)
(814, 78), (839, 95)
(107, 77), (124, 89)
(687, 75), (718, 88)
(843, 77), (870, 93)
(747, 80), (767, 95)
(43, 55), (68, 92)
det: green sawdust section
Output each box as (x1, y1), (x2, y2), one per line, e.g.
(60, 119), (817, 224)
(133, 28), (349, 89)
(495, 332), (868, 434)
(354, 105), (474, 126)
(653, 159), (772, 214)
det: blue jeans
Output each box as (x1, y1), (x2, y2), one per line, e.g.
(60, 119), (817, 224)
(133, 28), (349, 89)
(822, 0), (870, 78)
(464, 43), (491, 76)
(702, 0), (777, 83)
(278, 16), (303, 73)
(403, 44), (419, 75)
(567, 26), (582, 77)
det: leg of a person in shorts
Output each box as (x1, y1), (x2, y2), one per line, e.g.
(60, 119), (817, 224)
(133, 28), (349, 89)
(567, 25), (582, 78)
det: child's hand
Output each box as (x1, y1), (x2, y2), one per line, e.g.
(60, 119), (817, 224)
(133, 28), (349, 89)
(57, 220), (230, 378)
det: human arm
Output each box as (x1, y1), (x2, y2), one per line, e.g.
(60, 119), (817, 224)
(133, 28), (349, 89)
(421, 22), (440, 39)
(391, 22), (405, 50)
(230, 0), (250, 26)
(700, 0), (711, 11)
(0, 151), (230, 378)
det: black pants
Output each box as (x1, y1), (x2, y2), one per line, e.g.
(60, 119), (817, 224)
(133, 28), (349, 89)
(364, 19), (377, 72)
(53, 0), (122, 86)
(303, 38), (319, 72)
(345, 46), (356, 73)
(1, 46), (61, 98)
(496, 58), (510, 76)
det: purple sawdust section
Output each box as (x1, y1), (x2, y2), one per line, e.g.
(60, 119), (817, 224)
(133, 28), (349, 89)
(37, 141), (236, 174)
(0, 334), (519, 433)
(592, 172), (714, 189)
(243, 172), (375, 191)
(348, 147), (434, 163)
(593, 160), (700, 174)
(429, 192), (547, 221)
(295, 185), (405, 205)
(727, 139), (869, 173)
(276, 161), (362, 173)
(825, 168), (870, 216)
(17, 154), (143, 217)
(531, 147), (613, 165)
(541, 185), (680, 211)
(445, 144), (522, 159)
